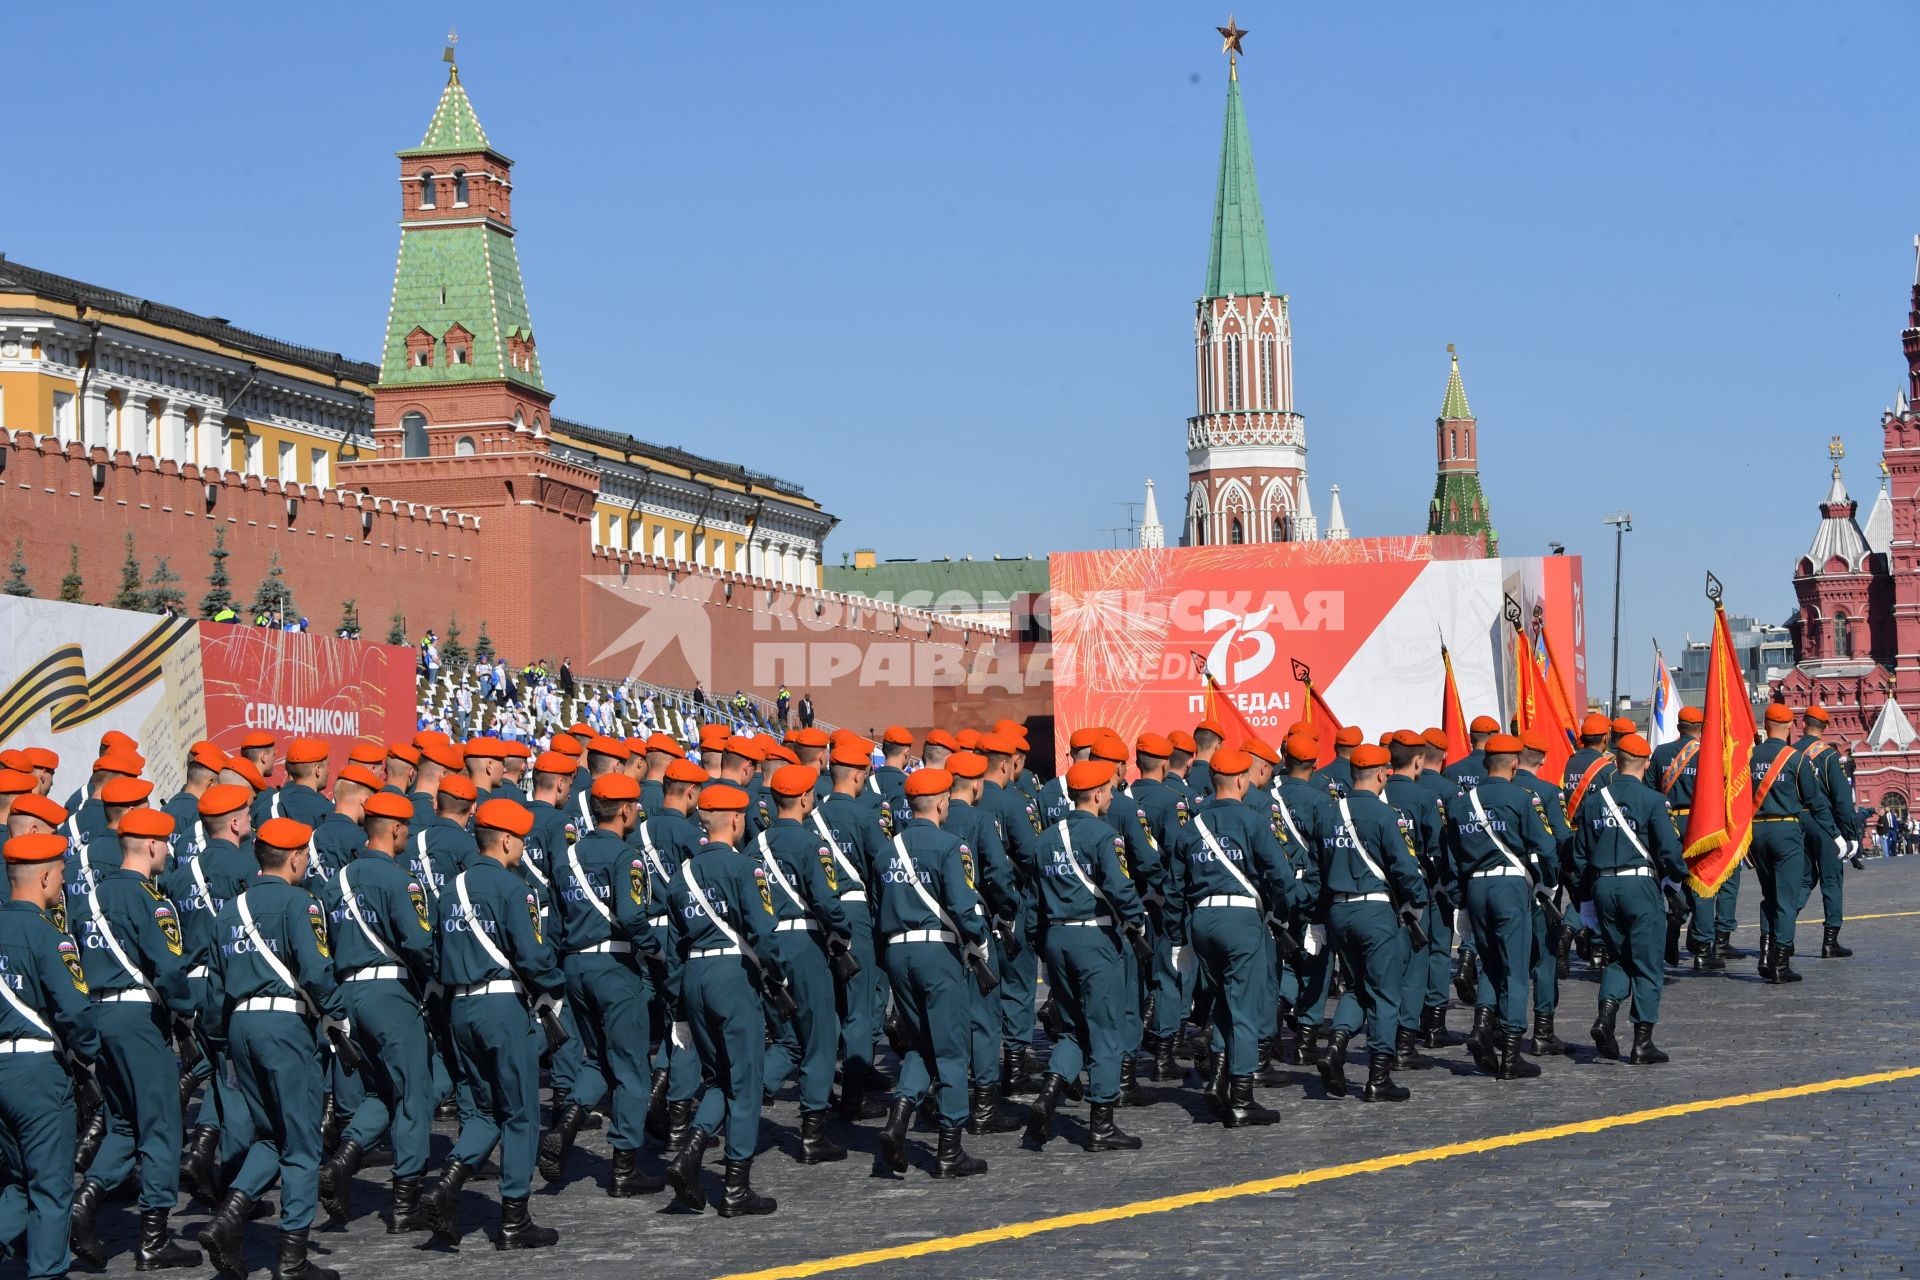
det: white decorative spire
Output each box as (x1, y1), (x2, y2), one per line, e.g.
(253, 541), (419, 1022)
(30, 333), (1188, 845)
(1325, 483), (1349, 541)
(1139, 479), (1165, 549)
(1291, 474), (1319, 541)
(1866, 462), (1893, 555)
(1867, 694), (1919, 750)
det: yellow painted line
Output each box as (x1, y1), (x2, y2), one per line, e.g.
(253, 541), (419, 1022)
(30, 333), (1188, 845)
(714, 1066), (1920, 1280)
(1729, 908), (1920, 932)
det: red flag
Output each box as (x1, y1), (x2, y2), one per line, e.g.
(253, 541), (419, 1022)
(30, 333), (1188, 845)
(1301, 681), (1345, 768)
(1198, 668), (1259, 747)
(1440, 644), (1471, 767)
(1513, 628), (1572, 784)
(1682, 602), (1757, 894)
(1536, 621), (1582, 735)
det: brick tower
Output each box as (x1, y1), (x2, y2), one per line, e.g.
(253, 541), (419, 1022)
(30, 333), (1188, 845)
(1426, 345), (1497, 554)
(1183, 30), (1314, 548)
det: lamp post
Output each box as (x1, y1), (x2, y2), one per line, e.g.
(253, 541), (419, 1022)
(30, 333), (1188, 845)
(1603, 511), (1633, 714)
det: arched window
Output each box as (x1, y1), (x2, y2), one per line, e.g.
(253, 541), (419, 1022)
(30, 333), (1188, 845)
(1272, 515), (1286, 542)
(452, 169), (469, 206)
(1230, 516), (1244, 545)
(1258, 332), (1276, 408)
(401, 412), (428, 458)
(1224, 336), (1243, 409)
(454, 436), (476, 457)
(419, 171), (436, 209)
(1192, 514), (1207, 546)
(1834, 612), (1852, 658)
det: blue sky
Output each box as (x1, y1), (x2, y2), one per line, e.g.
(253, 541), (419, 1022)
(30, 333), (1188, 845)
(6, 2), (1916, 692)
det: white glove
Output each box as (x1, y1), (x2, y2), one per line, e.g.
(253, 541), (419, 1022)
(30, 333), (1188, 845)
(1835, 837), (1849, 859)
(1304, 923), (1327, 957)
(1660, 878), (1684, 896)
(320, 1015), (351, 1041)
(965, 941), (991, 966)
(1171, 945), (1197, 981)
(532, 993), (562, 1019)
(1579, 902), (1599, 932)
(670, 1020), (693, 1051)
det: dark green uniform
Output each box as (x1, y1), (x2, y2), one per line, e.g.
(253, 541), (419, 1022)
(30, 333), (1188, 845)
(1795, 734), (1857, 932)
(0, 898), (100, 1280)
(160, 838), (257, 1160)
(1569, 777), (1686, 1028)
(1316, 791), (1428, 1052)
(553, 828), (656, 1154)
(633, 810), (703, 1112)
(1443, 750), (1489, 791)
(754, 822), (851, 1115)
(1448, 778), (1552, 1036)
(1132, 778), (1193, 1047)
(945, 797), (1020, 1086)
(1273, 776), (1336, 1037)
(977, 781), (1043, 1054)
(1310, 757), (1353, 799)
(1513, 766), (1576, 1020)
(1748, 738), (1833, 957)
(257, 781), (334, 831)
(1032, 811), (1144, 1103)
(814, 793), (887, 1092)
(1385, 775), (1446, 1041)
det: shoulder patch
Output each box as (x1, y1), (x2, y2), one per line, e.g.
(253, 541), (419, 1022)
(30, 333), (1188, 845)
(628, 858), (647, 908)
(58, 937), (87, 992)
(408, 881), (431, 928)
(153, 902), (184, 956)
(306, 901), (330, 958)
(753, 865), (774, 914)
(526, 892), (543, 943)
(958, 842), (976, 889)
(818, 845), (838, 892)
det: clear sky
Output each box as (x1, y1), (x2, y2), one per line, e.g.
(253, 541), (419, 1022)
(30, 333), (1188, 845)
(6, 2), (1916, 694)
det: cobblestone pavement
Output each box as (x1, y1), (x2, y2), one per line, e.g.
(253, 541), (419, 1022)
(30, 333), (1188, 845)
(69, 858), (1920, 1280)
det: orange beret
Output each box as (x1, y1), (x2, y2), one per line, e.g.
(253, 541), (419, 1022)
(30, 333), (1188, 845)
(240, 730), (276, 750)
(1421, 728), (1448, 751)
(549, 733), (583, 757)
(1470, 715), (1501, 735)
(335, 765), (385, 793)
(1764, 704), (1794, 724)
(533, 751), (576, 776)
(223, 759), (267, 791)
(789, 727), (829, 748)
(5, 833), (69, 864)
(363, 792), (415, 823)
(285, 738), (329, 765)
(1065, 760), (1115, 792)
(21, 747), (58, 771)
(771, 743), (803, 765)
(1242, 737), (1280, 765)
(568, 722), (595, 737)
(1519, 728), (1554, 754)
(198, 784), (250, 819)
(993, 719), (1024, 737)
(698, 784), (750, 813)
(189, 744), (229, 771)
(464, 737), (510, 760)
(1580, 714), (1612, 737)
(1136, 733), (1173, 759)
(256, 817), (313, 851)
(1194, 719), (1227, 739)
(829, 742), (872, 769)
(1334, 726), (1364, 748)
(0, 770), (34, 796)
(698, 725), (731, 748)
(420, 742), (465, 772)
(665, 760), (710, 786)
(99, 730), (138, 753)
(647, 733), (686, 757)
(904, 768), (953, 798)
(1610, 718), (1635, 737)
(955, 729), (982, 750)
(437, 773), (478, 802)
(93, 754), (142, 778)
(977, 733), (1017, 757)
(1351, 744), (1391, 770)
(882, 726), (913, 746)
(503, 741), (531, 760)
(1008, 728), (1031, 751)
(474, 799), (534, 836)
(414, 730), (450, 749)
(100, 778), (154, 807)
(387, 742), (421, 765)
(947, 751), (988, 780)
(347, 743), (387, 767)
(8, 794), (66, 827)
(924, 729), (960, 752)
(590, 773), (641, 802)
(1677, 706), (1704, 726)
(1391, 729), (1423, 748)
(769, 765), (819, 798)
(117, 807), (175, 839)
(1804, 705), (1830, 725)
(1615, 733), (1652, 759)
(1167, 730), (1198, 754)
(1068, 728), (1103, 751)
(1484, 733), (1522, 755)
(731, 737), (772, 763)
(0, 750), (27, 772)
(1089, 736), (1130, 764)
(1209, 748), (1251, 778)
(585, 736), (630, 761)
(1379, 733), (1394, 747)
(1282, 733), (1318, 763)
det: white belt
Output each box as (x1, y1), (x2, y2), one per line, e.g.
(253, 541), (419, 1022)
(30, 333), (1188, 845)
(1196, 895), (1259, 910)
(344, 965), (404, 982)
(234, 996), (306, 1015)
(887, 929), (956, 945)
(574, 940), (633, 954)
(774, 919), (819, 933)
(1056, 916), (1115, 928)
(453, 979), (524, 998)
(838, 891), (867, 903)
(1471, 866), (1527, 879)
(1335, 892), (1390, 904)
(187, 965), (209, 979)
(1600, 866), (1653, 878)
(97, 989), (152, 1004)
(0, 1040), (54, 1054)
(688, 946), (741, 959)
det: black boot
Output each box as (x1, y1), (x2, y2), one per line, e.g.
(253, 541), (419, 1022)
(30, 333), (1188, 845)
(1771, 940), (1803, 984)
(133, 1208), (202, 1271)
(1362, 1052), (1409, 1102)
(932, 1123), (987, 1178)
(179, 1069), (199, 1116)
(1695, 936), (1726, 972)
(270, 1228), (336, 1280)
(717, 1157), (778, 1215)
(1086, 1101), (1143, 1151)
(878, 1096), (914, 1173)
(1295, 1024), (1322, 1067)
(75, 1109), (107, 1173)
(320, 1093), (342, 1156)
(1316, 1030), (1351, 1099)
(199, 1190), (253, 1280)
(1821, 926), (1853, 958)
(608, 1147), (666, 1197)
(1203, 1048), (1231, 1119)
(1417, 1004), (1452, 1048)
(1394, 1026), (1432, 1070)
(1226, 1074), (1279, 1126)
(1466, 1006), (1498, 1074)
(1497, 1027), (1541, 1079)
(1452, 949), (1479, 1003)
(1591, 998), (1622, 1058)
(1555, 927), (1573, 979)
(420, 1160), (473, 1245)
(1022, 1073), (1064, 1148)
(1717, 928), (1746, 959)
(966, 1084), (1025, 1135)
(798, 1110), (848, 1164)
(664, 1098), (696, 1158)
(182, 1123), (221, 1204)
(69, 1178), (107, 1267)
(1117, 1054), (1158, 1106)
(644, 1068), (670, 1142)
(1148, 1031), (1179, 1080)
(1756, 938), (1778, 982)
(387, 1175), (430, 1233)
(317, 1138), (362, 1222)
(667, 1128), (715, 1210)
(1005, 1045), (1039, 1096)
(1629, 1022), (1669, 1065)
(537, 1102), (585, 1184)
(1531, 1012), (1569, 1056)
(494, 1195), (558, 1250)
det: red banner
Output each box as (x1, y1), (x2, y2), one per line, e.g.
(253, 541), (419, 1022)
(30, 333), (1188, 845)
(1440, 645), (1471, 766)
(1514, 627), (1573, 784)
(1682, 603), (1757, 894)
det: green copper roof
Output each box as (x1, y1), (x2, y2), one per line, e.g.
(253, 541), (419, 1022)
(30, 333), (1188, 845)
(402, 69), (495, 157)
(377, 224), (544, 390)
(1204, 75), (1276, 299)
(1429, 472), (1497, 556)
(1441, 352), (1473, 420)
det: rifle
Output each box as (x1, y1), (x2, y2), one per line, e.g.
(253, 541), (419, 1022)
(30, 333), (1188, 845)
(964, 944), (1000, 996)
(325, 1018), (369, 1074)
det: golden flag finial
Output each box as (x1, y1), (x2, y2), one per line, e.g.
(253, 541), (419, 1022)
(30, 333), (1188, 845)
(1217, 14), (1249, 78)
(443, 28), (459, 80)
(1830, 435), (1846, 463)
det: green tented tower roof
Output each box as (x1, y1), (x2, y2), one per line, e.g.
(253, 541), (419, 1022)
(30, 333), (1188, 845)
(399, 68), (500, 159)
(1204, 74), (1277, 299)
(378, 227), (545, 390)
(1441, 351), (1473, 420)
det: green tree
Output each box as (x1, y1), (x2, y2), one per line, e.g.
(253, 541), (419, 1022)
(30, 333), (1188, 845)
(58, 546), (84, 603)
(475, 619), (494, 662)
(386, 610), (408, 646)
(249, 550), (295, 622)
(110, 534), (147, 611)
(339, 598), (360, 638)
(201, 528), (234, 619)
(147, 556), (185, 616)
(442, 614), (469, 669)
(3, 539), (31, 598)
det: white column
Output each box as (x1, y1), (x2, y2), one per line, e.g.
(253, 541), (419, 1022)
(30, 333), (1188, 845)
(82, 387), (109, 448)
(160, 402), (187, 463)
